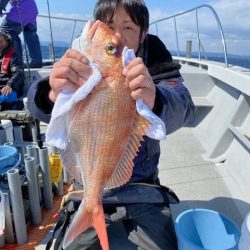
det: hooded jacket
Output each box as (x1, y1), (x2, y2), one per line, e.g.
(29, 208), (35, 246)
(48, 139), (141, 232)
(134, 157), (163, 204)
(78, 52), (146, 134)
(0, 0), (38, 26)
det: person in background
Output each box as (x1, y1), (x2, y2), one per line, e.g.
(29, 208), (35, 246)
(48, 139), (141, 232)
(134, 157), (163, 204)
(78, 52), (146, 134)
(28, 0), (195, 249)
(0, 30), (24, 110)
(0, 0), (42, 68)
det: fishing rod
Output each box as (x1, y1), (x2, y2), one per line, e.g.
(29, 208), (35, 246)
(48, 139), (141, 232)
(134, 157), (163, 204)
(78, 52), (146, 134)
(46, 0), (55, 63)
(15, 0), (32, 86)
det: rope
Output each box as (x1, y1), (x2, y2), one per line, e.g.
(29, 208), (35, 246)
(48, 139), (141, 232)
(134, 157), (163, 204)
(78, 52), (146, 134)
(46, 0), (55, 63)
(14, 0), (32, 85)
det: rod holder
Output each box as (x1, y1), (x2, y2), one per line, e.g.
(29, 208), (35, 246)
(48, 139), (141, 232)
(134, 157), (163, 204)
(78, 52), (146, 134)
(24, 157), (42, 225)
(7, 169), (27, 245)
(26, 144), (42, 203)
(3, 193), (14, 244)
(26, 144), (38, 164)
(0, 129), (6, 144)
(13, 126), (23, 143)
(39, 146), (53, 209)
(0, 234), (4, 248)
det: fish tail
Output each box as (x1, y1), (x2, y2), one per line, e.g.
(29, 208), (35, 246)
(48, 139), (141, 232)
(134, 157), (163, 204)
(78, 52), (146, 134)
(62, 200), (90, 249)
(92, 204), (109, 250)
(62, 201), (109, 250)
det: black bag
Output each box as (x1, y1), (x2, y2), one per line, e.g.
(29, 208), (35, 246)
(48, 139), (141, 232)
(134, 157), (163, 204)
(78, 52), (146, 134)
(46, 199), (81, 250)
(45, 182), (179, 250)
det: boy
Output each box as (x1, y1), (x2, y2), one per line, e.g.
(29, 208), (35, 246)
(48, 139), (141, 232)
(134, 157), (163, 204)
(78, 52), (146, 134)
(0, 30), (24, 110)
(28, 0), (195, 249)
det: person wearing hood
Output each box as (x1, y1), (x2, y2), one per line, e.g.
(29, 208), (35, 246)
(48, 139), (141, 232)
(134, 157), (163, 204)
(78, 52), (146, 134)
(0, 0), (42, 68)
(0, 30), (24, 109)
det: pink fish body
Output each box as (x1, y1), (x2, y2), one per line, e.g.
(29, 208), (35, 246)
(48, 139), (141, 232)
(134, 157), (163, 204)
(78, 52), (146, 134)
(62, 21), (149, 250)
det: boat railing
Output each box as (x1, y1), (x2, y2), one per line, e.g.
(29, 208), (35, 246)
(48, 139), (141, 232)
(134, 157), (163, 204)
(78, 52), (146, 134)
(150, 4), (229, 67)
(36, 6), (228, 67)
(37, 14), (88, 61)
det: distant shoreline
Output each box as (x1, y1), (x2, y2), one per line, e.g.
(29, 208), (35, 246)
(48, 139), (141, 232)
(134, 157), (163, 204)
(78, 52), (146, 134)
(39, 45), (250, 69)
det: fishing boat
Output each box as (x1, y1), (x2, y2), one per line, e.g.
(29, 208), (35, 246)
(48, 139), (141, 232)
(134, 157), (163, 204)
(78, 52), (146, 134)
(0, 4), (249, 249)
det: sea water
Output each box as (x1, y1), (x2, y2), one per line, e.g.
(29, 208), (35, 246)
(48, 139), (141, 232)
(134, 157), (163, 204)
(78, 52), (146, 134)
(40, 45), (250, 69)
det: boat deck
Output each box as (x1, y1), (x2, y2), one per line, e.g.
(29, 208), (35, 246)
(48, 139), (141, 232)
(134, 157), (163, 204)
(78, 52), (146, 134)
(159, 126), (249, 227)
(1, 57), (249, 248)
(34, 125), (249, 249)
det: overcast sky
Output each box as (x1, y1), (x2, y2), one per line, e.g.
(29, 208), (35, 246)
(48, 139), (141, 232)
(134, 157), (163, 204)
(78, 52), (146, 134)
(1, 0), (250, 56)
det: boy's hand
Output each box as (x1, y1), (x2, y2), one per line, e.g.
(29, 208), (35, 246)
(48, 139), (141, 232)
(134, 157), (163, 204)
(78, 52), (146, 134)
(49, 49), (92, 103)
(1, 85), (12, 96)
(123, 57), (155, 109)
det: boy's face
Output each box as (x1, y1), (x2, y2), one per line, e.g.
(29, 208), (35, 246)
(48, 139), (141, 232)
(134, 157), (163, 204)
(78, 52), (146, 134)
(106, 6), (147, 53)
(0, 36), (8, 52)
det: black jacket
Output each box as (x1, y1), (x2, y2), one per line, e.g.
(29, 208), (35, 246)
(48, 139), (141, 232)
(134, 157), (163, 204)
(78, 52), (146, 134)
(0, 46), (24, 97)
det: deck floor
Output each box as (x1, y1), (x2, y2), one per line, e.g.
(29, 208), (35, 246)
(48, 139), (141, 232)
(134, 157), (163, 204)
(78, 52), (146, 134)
(159, 127), (250, 227)
(35, 126), (250, 249)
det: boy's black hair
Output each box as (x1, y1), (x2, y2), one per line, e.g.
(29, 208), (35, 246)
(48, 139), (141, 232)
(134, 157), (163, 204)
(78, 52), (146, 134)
(0, 30), (12, 47)
(94, 0), (149, 33)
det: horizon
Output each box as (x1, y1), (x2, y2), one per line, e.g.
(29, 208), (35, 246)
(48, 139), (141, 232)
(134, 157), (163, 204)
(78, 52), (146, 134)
(39, 41), (250, 59)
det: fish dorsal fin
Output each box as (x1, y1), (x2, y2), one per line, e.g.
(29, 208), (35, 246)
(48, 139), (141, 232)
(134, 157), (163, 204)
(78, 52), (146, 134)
(105, 113), (150, 189)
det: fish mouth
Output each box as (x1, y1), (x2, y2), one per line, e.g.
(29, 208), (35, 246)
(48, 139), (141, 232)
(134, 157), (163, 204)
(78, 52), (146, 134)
(86, 20), (101, 40)
(86, 20), (123, 50)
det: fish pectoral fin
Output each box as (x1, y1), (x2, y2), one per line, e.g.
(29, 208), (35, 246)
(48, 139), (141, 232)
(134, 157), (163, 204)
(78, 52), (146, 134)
(61, 141), (83, 185)
(62, 201), (109, 250)
(106, 114), (150, 189)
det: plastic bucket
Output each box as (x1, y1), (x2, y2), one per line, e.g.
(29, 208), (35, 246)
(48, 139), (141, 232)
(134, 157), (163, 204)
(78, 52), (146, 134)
(0, 191), (5, 247)
(239, 211), (250, 250)
(175, 208), (241, 250)
(0, 145), (20, 174)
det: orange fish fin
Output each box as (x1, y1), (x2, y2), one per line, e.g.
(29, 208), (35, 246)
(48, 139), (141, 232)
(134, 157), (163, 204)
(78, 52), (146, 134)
(60, 103), (87, 184)
(61, 142), (83, 184)
(62, 200), (90, 249)
(62, 201), (108, 250)
(106, 114), (150, 188)
(92, 204), (109, 250)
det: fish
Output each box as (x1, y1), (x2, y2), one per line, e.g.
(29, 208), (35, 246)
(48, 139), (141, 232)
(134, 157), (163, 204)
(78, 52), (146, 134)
(61, 20), (150, 250)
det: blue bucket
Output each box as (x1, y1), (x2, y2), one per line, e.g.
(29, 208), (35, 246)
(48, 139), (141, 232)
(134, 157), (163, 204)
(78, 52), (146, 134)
(175, 208), (241, 250)
(0, 145), (20, 174)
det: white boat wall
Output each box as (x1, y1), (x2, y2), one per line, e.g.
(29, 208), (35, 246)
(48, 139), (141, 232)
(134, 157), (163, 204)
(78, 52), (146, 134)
(148, 5), (250, 227)
(168, 57), (250, 225)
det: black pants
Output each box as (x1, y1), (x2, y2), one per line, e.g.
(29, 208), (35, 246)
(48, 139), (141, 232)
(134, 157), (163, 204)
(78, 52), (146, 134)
(61, 203), (178, 250)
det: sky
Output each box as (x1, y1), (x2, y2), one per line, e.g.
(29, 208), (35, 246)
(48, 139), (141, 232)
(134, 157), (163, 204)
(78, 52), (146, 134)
(3, 0), (250, 56)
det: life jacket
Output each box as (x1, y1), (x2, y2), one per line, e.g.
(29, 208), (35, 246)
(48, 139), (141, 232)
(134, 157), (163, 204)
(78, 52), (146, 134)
(1, 48), (15, 74)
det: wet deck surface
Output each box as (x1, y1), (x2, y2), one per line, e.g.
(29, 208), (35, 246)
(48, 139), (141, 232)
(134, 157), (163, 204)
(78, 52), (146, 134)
(158, 127), (250, 227)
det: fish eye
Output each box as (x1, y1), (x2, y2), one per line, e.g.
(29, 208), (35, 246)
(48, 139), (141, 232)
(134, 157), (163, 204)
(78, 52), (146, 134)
(106, 43), (118, 55)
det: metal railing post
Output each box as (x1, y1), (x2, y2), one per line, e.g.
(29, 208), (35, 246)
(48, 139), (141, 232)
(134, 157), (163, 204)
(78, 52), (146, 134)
(155, 21), (159, 37)
(195, 9), (201, 61)
(173, 17), (180, 56)
(70, 20), (77, 47)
